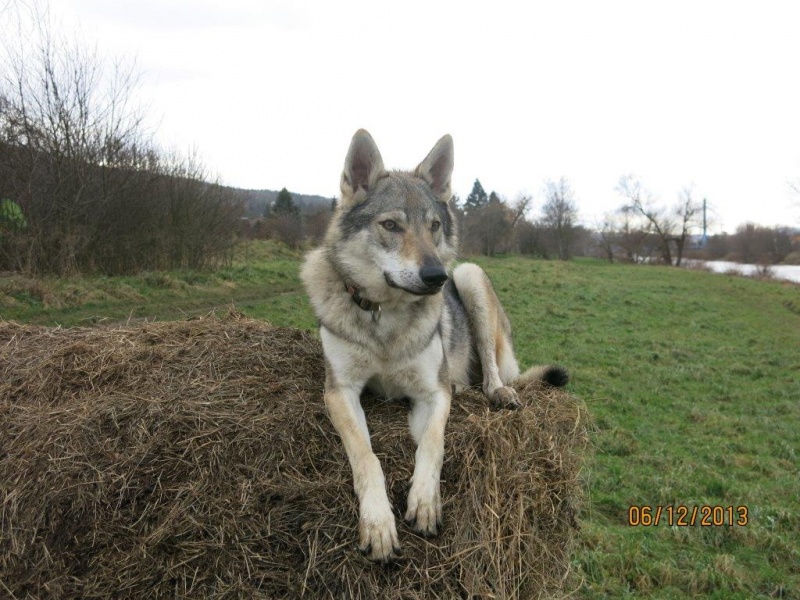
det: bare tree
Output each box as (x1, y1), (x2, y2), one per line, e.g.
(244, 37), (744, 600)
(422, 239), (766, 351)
(615, 176), (703, 266)
(595, 215), (618, 263)
(595, 210), (641, 263)
(672, 186), (703, 267)
(790, 177), (800, 223)
(616, 175), (676, 264)
(592, 209), (649, 263)
(616, 207), (652, 262)
(541, 177), (579, 260)
(510, 194), (532, 228)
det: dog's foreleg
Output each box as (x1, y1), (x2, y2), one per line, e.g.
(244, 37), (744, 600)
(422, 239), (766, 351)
(323, 382), (400, 562)
(402, 338), (452, 538)
(405, 386), (450, 536)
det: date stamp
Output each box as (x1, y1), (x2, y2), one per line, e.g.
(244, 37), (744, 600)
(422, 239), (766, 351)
(627, 505), (749, 527)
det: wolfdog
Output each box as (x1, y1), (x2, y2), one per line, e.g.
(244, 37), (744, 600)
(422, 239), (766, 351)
(300, 129), (568, 562)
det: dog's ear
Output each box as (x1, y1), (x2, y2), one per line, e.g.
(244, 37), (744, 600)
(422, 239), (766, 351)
(415, 134), (454, 203)
(340, 129), (386, 206)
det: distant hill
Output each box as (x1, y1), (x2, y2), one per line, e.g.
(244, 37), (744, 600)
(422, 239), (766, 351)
(223, 187), (334, 218)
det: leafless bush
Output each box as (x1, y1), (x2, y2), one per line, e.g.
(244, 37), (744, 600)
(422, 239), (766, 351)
(261, 214), (304, 249)
(0, 3), (241, 275)
(304, 207), (333, 245)
(752, 264), (775, 280)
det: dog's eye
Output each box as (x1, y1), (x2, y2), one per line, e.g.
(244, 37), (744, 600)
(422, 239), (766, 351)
(431, 220), (441, 232)
(381, 220), (397, 231)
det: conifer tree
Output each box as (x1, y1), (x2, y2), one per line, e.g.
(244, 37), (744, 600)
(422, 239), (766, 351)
(464, 179), (488, 216)
(272, 188), (299, 217)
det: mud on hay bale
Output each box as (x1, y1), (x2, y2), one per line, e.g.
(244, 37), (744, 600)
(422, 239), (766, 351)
(0, 311), (589, 599)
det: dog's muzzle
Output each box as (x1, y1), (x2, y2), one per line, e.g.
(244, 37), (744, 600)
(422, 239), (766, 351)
(384, 267), (448, 296)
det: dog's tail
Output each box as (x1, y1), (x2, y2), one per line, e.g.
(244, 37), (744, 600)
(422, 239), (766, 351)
(513, 364), (569, 388)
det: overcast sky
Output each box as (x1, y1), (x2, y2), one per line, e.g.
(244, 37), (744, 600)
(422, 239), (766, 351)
(13, 1), (800, 232)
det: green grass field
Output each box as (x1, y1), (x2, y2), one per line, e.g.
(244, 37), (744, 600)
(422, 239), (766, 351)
(2, 240), (798, 599)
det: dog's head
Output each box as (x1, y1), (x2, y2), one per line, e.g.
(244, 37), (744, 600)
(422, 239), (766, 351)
(329, 129), (458, 302)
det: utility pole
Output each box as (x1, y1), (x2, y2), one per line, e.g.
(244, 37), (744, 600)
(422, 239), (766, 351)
(702, 197), (708, 248)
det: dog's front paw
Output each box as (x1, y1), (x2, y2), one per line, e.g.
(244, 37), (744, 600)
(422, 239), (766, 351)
(404, 479), (442, 537)
(359, 494), (400, 562)
(490, 385), (520, 409)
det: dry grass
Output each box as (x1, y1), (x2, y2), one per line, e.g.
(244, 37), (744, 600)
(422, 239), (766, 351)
(0, 311), (589, 599)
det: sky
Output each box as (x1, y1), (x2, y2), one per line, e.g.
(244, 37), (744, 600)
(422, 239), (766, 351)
(7, 0), (800, 232)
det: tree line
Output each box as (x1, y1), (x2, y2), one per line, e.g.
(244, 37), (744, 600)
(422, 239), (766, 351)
(251, 175), (798, 267)
(250, 178), (593, 259)
(2, 7), (795, 275)
(0, 4), (242, 275)
(457, 177), (588, 259)
(236, 187), (335, 249)
(598, 175), (799, 266)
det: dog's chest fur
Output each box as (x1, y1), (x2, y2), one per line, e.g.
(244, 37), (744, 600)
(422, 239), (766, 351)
(303, 248), (449, 396)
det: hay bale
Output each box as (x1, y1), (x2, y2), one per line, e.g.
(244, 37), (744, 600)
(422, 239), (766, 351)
(0, 312), (589, 599)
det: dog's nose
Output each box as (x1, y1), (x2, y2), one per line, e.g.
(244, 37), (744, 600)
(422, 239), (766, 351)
(419, 265), (448, 287)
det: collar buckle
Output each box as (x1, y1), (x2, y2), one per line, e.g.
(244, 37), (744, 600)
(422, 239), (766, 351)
(346, 284), (381, 323)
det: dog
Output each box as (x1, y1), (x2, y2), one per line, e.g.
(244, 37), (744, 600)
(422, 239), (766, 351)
(300, 129), (568, 562)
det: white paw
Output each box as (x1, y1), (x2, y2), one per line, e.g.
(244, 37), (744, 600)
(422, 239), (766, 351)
(404, 478), (442, 536)
(358, 493), (400, 562)
(490, 385), (520, 409)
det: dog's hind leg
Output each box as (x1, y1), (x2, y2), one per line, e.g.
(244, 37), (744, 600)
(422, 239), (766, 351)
(452, 262), (522, 408)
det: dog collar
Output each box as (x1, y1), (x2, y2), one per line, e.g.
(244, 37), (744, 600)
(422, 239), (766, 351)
(345, 284), (381, 323)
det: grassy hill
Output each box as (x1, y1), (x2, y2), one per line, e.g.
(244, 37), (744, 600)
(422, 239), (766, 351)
(1, 240), (798, 598)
